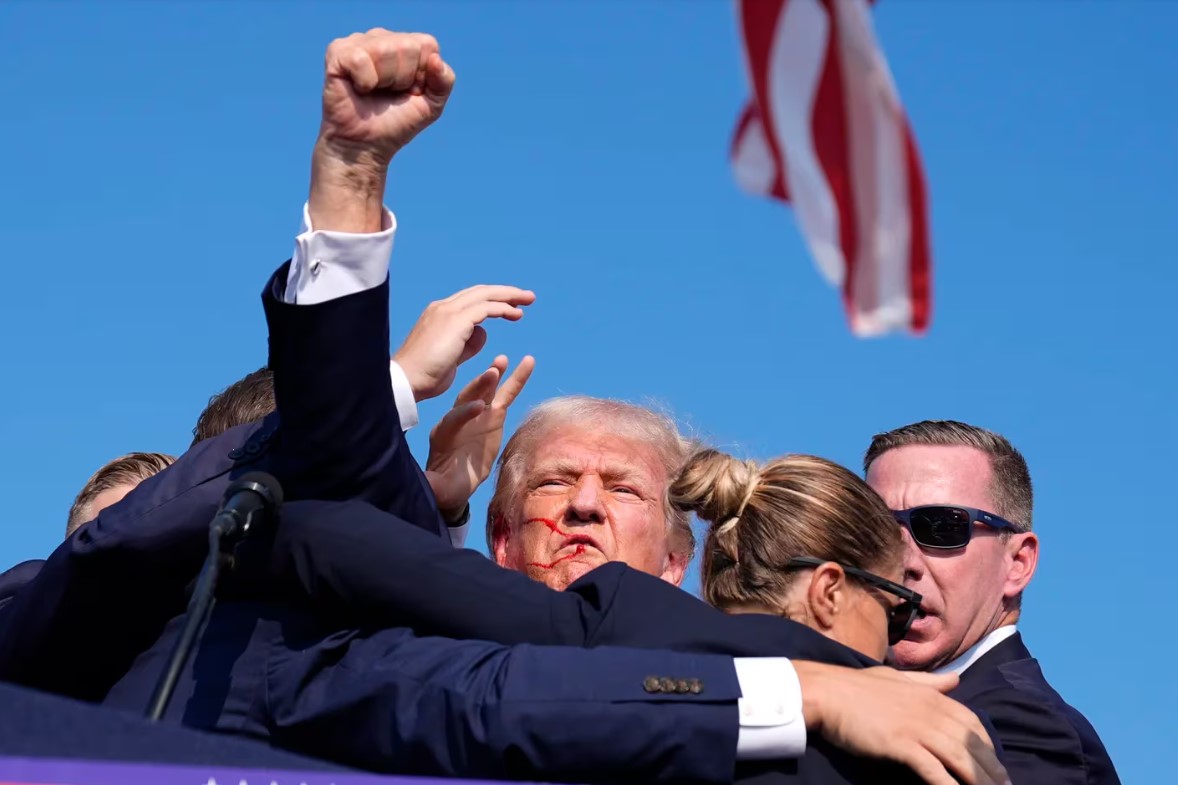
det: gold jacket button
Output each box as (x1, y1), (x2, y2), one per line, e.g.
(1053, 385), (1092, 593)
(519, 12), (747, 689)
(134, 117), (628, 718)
(643, 676), (661, 693)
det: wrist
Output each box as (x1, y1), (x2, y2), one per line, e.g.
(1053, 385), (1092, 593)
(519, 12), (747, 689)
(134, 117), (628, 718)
(423, 470), (471, 524)
(390, 353), (427, 401)
(308, 138), (390, 233)
(442, 503), (471, 528)
(792, 661), (828, 733)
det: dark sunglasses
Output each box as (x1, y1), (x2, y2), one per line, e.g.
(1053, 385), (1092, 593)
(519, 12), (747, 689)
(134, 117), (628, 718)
(892, 505), (1020, 550)
(786, 556), (923, 646)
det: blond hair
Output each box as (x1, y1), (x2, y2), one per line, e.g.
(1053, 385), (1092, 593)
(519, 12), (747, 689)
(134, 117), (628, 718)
(486, 395), (696, 561)
(671, 449), (901, 613)
(67, 452), (177, 536)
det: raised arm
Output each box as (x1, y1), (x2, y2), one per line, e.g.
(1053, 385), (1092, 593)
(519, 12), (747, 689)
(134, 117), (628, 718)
(0, 28), (468, 699)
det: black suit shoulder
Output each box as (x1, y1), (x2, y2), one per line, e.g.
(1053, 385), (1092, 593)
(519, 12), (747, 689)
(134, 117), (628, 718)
(966, 679), (1091, 785)
(955, 635), (1120, 785)
(0, 559), (44, 615)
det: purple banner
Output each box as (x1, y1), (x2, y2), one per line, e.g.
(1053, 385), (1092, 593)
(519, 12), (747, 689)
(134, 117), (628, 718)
(0, 756), (498, 785)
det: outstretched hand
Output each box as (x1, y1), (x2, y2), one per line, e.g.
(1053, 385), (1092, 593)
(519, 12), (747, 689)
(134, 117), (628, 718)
(394, 285), (536, 403)
(425, 355), (536, 522)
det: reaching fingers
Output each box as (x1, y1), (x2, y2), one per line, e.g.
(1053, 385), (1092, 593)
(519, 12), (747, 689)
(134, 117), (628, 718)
(444, 284), (536, 309)
(478, 356), (510, 405)
(458, 325), (489, 365)
(431, 400), (487, 445)
(453, 366), (501, 407)
(470, 301), (527, 323)
(493, 356), (536, 409)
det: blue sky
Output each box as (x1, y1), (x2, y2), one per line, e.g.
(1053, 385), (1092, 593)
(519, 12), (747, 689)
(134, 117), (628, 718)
(1, 1), (1173, 779)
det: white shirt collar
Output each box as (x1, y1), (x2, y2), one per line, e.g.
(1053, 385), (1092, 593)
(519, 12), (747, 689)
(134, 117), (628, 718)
(933, 625), (1019, 676)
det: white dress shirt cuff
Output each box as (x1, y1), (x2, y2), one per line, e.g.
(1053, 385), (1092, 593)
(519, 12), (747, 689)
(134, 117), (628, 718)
(447, 522), (470, 549)
(285, 202), (397, 305)
(733, 657), (807, 760)
(388, 360), (419, 432)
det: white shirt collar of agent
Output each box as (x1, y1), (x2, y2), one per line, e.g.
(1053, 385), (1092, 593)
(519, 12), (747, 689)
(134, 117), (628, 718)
(934, 625), (1019, 676)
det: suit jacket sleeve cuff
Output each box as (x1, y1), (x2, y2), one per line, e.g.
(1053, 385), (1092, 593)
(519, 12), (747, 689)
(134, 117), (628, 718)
(733, 657), (807, 759)
(284, 201), (397, 305)
(388, 360), (419, 432)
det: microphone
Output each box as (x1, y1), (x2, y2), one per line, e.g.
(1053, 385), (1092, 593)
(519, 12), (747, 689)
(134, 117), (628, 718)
(145, 471), (283, 722)
(209, 472), (285, 547)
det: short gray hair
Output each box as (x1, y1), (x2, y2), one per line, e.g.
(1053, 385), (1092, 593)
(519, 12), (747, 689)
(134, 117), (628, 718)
(486, 395), (696, 561)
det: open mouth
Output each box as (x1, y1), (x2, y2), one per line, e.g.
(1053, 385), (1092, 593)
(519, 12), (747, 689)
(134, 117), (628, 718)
(560, 534), (600, 552)
(908, 607), (936, 631)
(527, 535), (602, 571)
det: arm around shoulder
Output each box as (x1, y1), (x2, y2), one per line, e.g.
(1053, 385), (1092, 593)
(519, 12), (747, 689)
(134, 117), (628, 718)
(266, 629), (742, 783)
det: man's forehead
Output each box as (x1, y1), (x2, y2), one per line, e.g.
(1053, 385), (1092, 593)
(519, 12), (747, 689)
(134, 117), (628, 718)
(525, 426), (665, 479)
(867, 444), (994, 507)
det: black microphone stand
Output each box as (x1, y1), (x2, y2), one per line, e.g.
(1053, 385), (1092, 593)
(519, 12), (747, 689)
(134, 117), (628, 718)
(145, 473), (281, 722)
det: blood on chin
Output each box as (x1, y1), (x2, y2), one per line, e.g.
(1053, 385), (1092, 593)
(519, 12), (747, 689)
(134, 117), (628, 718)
(526, 549), (605, 590)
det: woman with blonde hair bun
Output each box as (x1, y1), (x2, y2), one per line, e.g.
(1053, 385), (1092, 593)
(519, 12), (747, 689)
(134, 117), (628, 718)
(670, 449), (921, 661)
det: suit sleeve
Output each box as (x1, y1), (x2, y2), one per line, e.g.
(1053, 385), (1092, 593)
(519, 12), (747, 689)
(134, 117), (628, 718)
(0, 428), (248, 698)
(0, 258), (442, 697)
(265, 500), (606, 644)
(263, 262), (445, 537)
(263, 500), (874, 670)
(266, 628), (742, 783)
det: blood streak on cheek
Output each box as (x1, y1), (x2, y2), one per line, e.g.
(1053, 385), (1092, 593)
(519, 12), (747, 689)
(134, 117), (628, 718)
(528, 544), (586, 570)
(524, 517), (572, 537)
(524, 517), (583, 570)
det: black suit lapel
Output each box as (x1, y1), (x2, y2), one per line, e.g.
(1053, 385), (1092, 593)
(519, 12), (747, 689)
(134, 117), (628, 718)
(957, 631), (1031, 689)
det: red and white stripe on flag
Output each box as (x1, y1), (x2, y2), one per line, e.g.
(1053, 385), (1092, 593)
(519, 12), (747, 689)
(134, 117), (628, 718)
(731, 0), (932, 336)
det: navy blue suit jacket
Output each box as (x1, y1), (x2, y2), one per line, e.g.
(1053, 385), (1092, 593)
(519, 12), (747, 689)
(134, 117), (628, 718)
(1, 265), (746, 783)
(102, 600), (744, 783)
(0, 680), (346, 772)
(0, 560), (42, 612)
(0, 263), (444, 700)
(952, 632), (1119, 785)
(226, 499), (997, 785)
(260, 500), (875, 667)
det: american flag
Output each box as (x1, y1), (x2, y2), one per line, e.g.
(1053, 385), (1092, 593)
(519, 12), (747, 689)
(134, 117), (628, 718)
(731, 0), (932, 336)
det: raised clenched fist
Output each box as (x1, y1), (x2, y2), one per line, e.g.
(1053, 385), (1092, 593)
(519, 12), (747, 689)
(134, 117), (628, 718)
(317, 28), (456, 168)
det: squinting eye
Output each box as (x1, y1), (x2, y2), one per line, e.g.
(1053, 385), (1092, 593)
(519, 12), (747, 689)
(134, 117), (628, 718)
(611, 486), (638, 496)
(538, 479), (567, 488)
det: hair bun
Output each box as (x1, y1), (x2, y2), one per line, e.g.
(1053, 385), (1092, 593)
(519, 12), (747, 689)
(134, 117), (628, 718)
(670, 448), (761, 527)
